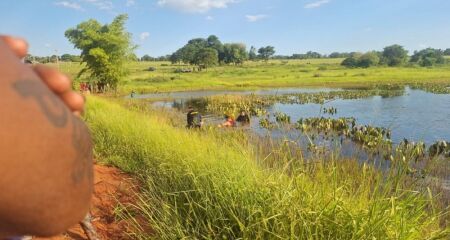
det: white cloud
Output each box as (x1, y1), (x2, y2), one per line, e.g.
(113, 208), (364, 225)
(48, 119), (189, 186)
(245, 14), (268, 22)
(140, 32), (150, 41)
(157, 0), (237, 13)
(206, 15), (214, 20)
(45, 43), (52, 48)
(54, 1), (84, 11)
(304, 0), (330, 9)
(126, 0), (135, 7)
(83, 0), (114, 10)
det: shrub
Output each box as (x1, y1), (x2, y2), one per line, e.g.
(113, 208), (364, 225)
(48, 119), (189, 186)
(341, 57), (358, 68)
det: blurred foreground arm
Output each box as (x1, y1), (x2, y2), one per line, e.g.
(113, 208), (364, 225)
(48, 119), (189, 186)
(0, 36), (93, 237)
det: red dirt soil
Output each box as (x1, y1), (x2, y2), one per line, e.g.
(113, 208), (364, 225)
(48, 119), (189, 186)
(35, 164), (140, 240)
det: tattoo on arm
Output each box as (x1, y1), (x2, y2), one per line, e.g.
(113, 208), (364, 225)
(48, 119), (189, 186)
(13, 80), (69, 128)
(13, 79), (93, 185)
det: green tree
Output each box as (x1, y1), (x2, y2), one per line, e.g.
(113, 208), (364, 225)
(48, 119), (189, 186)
(341, 57), (358, 68)
(410, 48), (445, 67)
(195, 48), (218, 70)
(65, 14), (134, 92)
(223, 43), (248, 64)
(258, 46), (275, 61)
(444, 48), (450, 56)
(341, 52), (362, 68)
(141, 54), (154, 61)
(169, 50), (182, 64)
(249, 46), (257, 61)
(206, 35), (224, 61)
(60, 54), (73, 62)
(381, 44), (408, 66)
(358, 51), (380, 68)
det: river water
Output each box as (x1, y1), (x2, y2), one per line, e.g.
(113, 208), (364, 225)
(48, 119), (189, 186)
(146, 87), (449, 145)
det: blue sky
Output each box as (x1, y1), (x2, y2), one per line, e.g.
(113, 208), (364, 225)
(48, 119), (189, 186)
(1, 0), (450, 57)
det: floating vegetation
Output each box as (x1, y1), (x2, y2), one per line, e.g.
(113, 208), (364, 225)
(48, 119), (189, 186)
(259, 117), (275, 129)
(323, 107), (337, 115)
(274, 112), (291, 124)
(296, 117), (354, 135)
(205, 95), (269, 118)
(350, 125), (392, 150)
(172, 84), (448, 161)
(202, 86), (406, 118)
(410, 83), (450, 94)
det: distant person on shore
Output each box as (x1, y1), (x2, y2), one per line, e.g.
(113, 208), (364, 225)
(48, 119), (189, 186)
(187, 106), (202, 128)
(130, 90), (136, 98)
(236, 111), (250, 125)
(0, 35), (93, 238)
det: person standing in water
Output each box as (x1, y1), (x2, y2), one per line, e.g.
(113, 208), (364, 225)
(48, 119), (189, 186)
(236, 111), (250, 125)
(186, 106), (202, 128)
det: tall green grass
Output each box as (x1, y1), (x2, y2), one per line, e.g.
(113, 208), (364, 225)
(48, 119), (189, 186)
(85, 97), (449, 239)
(52, 60), (450, 95)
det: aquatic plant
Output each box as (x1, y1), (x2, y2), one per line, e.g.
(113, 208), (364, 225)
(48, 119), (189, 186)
(410, 83), (450, 94)
(274, 112), (291, 124)
(323, 107), (337, 115)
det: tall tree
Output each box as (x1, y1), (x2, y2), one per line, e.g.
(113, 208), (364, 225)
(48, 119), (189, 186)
(381, 44), (408, 66)
(223, 43), (248, 64)
(258, 46), (275, 61)
(195, 48), (218, 70)
(249, 46), (257, 61)
(410, 48), (445, 67)
(65, 14), (134, 92)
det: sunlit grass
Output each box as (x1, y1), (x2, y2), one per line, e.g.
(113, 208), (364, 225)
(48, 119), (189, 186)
(85, 97), (449, 239)
(47, 59), (450, 95)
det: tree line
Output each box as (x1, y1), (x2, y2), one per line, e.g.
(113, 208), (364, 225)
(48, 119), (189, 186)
(164, 35), (276, 71)
(42, 14), (450, 93)
(341, 45), (448, 68)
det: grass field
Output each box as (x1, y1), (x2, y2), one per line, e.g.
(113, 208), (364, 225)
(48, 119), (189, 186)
(85, 97), (449, 239)
(49, 59), (450, 94)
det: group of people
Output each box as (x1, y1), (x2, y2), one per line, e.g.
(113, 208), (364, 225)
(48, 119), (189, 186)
(186, 107), (250, 129)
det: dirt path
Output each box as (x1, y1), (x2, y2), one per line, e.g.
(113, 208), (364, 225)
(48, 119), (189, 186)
(35, 164), (140, 240)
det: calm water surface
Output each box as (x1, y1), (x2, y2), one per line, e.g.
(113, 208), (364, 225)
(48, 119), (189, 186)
(148, 87), (449, 145)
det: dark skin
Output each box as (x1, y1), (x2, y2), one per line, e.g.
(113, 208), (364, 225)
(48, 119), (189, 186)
(0, 36), (93, 237)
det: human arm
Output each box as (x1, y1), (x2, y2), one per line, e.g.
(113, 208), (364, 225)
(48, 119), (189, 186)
(0, 37), (93, 237)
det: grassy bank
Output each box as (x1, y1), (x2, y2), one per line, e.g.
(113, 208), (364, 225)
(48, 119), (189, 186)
(53, 60), (450, 94)
(85, 97), (448, 239)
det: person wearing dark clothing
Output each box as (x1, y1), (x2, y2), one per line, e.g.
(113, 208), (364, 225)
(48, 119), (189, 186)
(236, 111), (250, 125)
(187, 106), (202, 128)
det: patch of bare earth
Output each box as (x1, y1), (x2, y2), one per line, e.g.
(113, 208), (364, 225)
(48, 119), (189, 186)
(35, 164), (143, 240)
